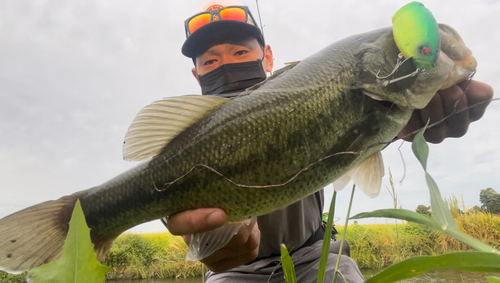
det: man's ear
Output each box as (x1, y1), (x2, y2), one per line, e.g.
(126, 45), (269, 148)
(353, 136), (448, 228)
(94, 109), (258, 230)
(263, 44), (274, 73)
(192, 67), (200, 85)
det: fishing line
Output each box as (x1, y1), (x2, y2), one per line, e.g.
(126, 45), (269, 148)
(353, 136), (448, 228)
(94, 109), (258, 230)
(154, 149), (362, 192)
(397, 140), (407, 184)
(397, 97), (499, 142)
(255, 0), (265, 40)
(152, 98), (498, 192)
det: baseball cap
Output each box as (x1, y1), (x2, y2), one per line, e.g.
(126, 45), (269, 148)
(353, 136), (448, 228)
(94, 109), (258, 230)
(181, 0), (265, 58)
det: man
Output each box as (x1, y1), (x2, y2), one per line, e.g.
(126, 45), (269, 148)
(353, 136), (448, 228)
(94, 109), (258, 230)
(165, 1), (494, 282)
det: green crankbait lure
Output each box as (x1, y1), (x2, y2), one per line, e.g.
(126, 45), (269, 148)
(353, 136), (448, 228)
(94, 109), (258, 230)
(377, 2), (441, 89)
(392, 1), (440, 70)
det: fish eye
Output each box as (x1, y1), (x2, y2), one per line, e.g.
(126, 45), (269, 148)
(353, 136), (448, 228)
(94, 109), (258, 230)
(421, 46), (431, 56)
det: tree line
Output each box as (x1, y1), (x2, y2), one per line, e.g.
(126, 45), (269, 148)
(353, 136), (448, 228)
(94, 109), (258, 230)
(416, 187), (499, 216)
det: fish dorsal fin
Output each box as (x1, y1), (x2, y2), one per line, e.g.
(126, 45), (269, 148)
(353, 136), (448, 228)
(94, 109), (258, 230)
(272, 61), (299, 78)
(123, 95), (229, 161)
(242, 61), (300, 94)
(333, 151), (385, 198)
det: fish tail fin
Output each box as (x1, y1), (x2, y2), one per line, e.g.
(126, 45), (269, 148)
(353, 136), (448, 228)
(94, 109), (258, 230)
(0, 195), (79, 274)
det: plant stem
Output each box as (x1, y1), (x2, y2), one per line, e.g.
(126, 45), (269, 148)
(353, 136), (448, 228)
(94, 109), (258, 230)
(333, 185), (356, 283)
(317, 191), (337, 283)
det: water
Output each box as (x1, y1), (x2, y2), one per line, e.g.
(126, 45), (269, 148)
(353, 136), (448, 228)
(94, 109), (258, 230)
(108, 270), (500, 282)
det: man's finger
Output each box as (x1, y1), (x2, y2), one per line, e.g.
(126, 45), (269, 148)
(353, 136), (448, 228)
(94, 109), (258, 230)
(419, 93), (447, 143)
(166, 208), (227, 235)
(439, 84), (469, 138)
(460, 80), (494, 122)
(204, 246), (260, 273)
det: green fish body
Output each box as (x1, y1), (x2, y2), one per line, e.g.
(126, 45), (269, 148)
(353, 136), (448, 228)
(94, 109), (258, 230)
(392, 2), (441, 69)
(0, 24), (476, 273)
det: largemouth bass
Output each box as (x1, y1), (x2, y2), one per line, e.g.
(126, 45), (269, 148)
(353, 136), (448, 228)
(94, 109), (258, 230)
(0, 24), (476, 273)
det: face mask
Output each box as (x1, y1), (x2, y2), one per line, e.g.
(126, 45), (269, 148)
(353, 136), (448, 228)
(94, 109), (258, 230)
(198, 59), (267, 96)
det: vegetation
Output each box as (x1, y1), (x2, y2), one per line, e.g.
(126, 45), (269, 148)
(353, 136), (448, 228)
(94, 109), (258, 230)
(0, 272), (26, 283)
(480, 188), (500, 214)
(338, 210), (500, 269)
(415, 204), (431, 217)
(103, 233), (203, 280)
(1, 210), (498, 281)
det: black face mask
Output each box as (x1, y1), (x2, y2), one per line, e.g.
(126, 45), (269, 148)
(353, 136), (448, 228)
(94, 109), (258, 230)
(198, 59), (267, 96)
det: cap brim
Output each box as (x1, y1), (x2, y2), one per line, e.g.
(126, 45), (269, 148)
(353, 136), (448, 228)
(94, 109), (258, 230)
(182, 20), (263, 58)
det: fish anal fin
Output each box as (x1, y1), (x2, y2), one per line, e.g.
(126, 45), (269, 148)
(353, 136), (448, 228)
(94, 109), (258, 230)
(332, 172), (352, 192)
(351, 152), (385, 198)
(332, 152), (384, 198)
(92, 236), (117, 262)
(185, 218), (255, 261)
(123, 95), (229, 161)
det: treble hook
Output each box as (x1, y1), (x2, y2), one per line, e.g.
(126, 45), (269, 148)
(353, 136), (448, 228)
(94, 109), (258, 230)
(376, 53), (422, 89)
(376, 53), (406, 79)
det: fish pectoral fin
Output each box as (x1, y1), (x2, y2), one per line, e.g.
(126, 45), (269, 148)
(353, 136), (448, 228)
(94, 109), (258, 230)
(123, 95), (229, 161)
(185, 218), (255, 261)
(332, 152), (384, 198)
(351, 152), (385, 198)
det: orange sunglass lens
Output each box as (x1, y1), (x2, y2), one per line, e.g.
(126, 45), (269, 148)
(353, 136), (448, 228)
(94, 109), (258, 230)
(188, 13), (212, 34)
(219, 7), (246, 22)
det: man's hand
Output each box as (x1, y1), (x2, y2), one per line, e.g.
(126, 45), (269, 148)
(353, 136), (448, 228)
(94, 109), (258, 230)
(166, 208), (260, 272)
(398, 80), (493, 143)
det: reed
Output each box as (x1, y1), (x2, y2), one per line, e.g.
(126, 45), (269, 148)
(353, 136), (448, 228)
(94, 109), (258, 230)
(338, 210), (500, 269)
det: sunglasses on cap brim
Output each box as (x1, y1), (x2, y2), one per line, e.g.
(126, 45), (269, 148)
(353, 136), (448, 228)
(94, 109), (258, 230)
(184, 6), (258, 38)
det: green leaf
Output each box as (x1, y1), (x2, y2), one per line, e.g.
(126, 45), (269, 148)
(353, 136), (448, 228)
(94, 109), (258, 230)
(317, 191), (337, 283)
(365, 252), (500, 283)
(486, 276), (500, 283)
(350, 209), (442, 230)
(445, 227), (499, 254)
(280, 244), (297, 283)
(412, 129), (456, 230)
(28, 200), (110, 283)
(425, 172), (457, 230)
(411, 129), (429, 171)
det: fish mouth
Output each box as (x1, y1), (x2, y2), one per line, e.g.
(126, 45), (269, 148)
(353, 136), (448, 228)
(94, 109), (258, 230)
(363, 91), (402, 113)
(373, 99), (401, 112)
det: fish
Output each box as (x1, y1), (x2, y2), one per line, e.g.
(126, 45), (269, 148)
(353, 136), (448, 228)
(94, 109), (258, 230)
(0, 23), (476, 273)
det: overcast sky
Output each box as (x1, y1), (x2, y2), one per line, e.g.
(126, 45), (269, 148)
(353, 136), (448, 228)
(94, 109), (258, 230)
(0, 0), (499, 234)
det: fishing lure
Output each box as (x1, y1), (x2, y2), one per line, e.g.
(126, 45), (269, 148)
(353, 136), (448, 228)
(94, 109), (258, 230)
(377, 2), (441, 89)
(393, 1), (440, 70)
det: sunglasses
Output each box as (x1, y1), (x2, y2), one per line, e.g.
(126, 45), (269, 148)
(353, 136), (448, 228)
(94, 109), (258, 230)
(184, 6), (258, 38)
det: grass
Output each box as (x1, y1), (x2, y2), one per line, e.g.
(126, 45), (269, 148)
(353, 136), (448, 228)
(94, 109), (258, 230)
(103, 233), (203, 280)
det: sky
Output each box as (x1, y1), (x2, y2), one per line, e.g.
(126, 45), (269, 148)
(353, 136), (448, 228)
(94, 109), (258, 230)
(0, 0), (499, 234)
